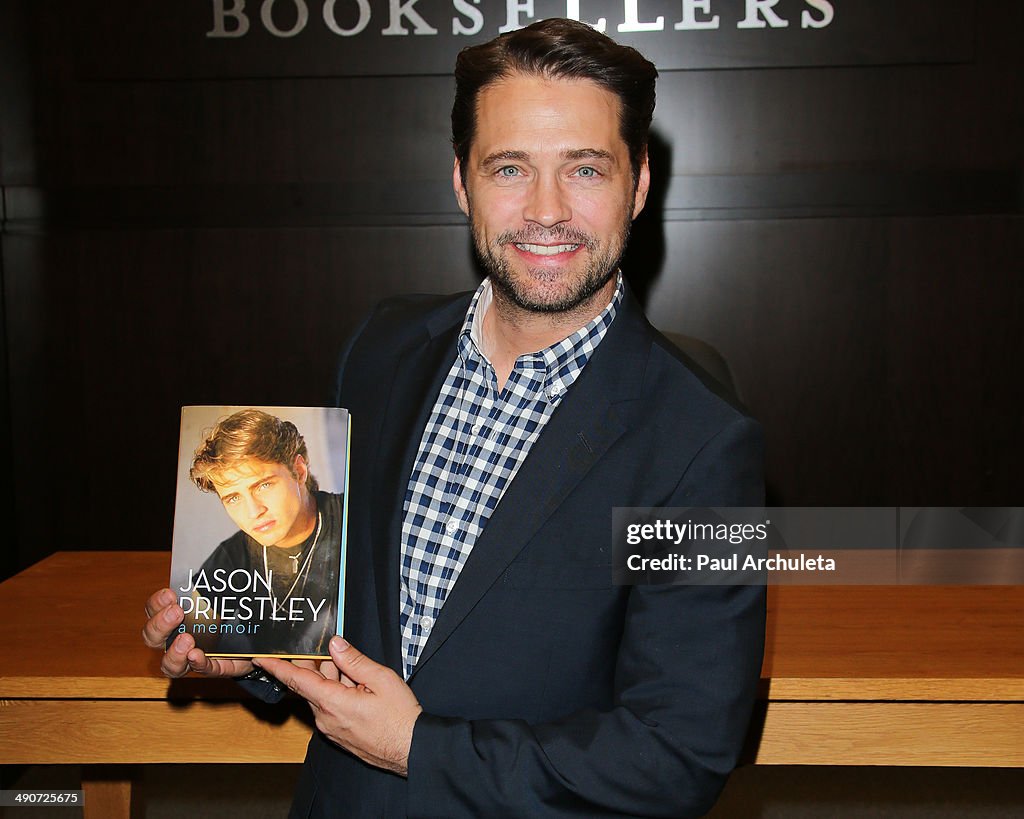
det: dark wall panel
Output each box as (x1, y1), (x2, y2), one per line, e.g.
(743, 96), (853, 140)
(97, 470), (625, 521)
(644, 217), (888, 504)
(2, 0), (1022, 570)
(885, 215), (1024, 506)
(4, 225), (480, 558)
(643, 215), (1023, 505)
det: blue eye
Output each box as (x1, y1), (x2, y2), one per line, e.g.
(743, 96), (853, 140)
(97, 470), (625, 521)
(499, 166), (519, 177)
(577, 166), (597, 178)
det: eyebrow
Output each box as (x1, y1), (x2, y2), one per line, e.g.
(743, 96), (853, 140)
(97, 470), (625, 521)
(216, 473), (276, 500)
(480, 150), (530, 170)
(563, 148), (616, 163)
(247, 474), (276, 489)
(479, 148), (617, 170)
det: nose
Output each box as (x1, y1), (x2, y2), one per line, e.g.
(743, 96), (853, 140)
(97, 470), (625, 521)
(523, 173), (571, 228)
(243, 494), (267, 520)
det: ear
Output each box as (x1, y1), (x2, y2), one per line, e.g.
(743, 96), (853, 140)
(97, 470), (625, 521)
(631, 151), (651, 220)
(292, 455), (309, 488)
(453, 157), (470, 217)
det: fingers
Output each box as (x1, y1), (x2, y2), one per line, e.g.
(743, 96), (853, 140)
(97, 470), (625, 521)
(255, 657), (333, 707)
(144, 587), (176, 619)
(272, 657), (346, 685)
(193, 653), (253, 678)
(254, 657), (345, 691)
(291, 658), (347, 685)
(321, 661), (352, 686)
(160, 632), (196, 678)
(327, 637), (393, 692)
(250, 641), (420, 775)
(145, 588), (257, 680)
(142, 589), (184, 650)
(159, 634), (253, 679)
(184, 645), (215, 674)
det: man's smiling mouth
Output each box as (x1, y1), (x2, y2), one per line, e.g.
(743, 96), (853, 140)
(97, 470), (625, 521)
(513, 243), (581, 255)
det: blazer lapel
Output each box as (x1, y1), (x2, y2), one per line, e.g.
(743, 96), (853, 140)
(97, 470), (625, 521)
(409, 288), (652, 678)
(369, 301), (467, 674)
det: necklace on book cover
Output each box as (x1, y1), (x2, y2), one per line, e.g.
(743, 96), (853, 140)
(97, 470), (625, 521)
(263, 510), (323, 615)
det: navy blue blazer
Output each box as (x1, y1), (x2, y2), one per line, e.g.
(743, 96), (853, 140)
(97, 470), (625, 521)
(281, 285), (765, 818)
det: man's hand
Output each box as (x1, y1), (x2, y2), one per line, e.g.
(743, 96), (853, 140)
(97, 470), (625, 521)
(142, 587), (253, 679)
(256, 637), (422, 776)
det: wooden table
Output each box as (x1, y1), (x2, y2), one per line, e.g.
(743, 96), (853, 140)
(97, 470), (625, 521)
(1, 552), (1022, 816)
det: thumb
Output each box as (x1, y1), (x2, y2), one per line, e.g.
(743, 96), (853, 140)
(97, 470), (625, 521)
(328, 636), (386, 688)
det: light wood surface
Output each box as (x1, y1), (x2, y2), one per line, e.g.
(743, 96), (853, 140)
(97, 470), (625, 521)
(1, 550), (1023, 773)
(0, 699), (314, 764)
(753, 702), (1024, 766)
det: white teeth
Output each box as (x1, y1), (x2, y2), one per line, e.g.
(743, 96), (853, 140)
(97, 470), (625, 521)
(514, 243), (579, 256)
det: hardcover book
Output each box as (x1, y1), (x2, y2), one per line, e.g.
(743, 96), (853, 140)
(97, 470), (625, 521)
(168, 405), (349, 658)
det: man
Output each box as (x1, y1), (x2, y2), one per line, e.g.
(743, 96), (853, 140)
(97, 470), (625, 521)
(174, 408), (344, 657)
(144, 19), (764, 817)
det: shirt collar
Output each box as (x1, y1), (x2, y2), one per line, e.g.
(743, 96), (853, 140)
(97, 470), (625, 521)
(458, 273), (623, 403)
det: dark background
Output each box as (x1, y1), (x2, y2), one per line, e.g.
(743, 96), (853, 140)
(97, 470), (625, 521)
(1, 0), (1021, 579)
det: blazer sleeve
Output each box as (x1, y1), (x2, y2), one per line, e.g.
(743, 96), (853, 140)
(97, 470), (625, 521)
(234, 670), (289, 704)
(330, 307), (376, 407)
(406, 416), (766, 818)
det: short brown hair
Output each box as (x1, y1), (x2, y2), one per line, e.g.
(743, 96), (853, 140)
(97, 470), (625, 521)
(452, 18), (657, 184)
(190, 409), (318, 494)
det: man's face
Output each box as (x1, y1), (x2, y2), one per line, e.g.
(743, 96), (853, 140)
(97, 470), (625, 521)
(211, 457), (314, 549)
(453, 72), (650, 315)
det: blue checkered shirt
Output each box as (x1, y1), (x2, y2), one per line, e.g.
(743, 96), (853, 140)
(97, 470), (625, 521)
(398, 275), (623, 678)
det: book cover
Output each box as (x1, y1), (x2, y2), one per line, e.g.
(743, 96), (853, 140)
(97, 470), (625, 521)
(168, 406), (349, 658)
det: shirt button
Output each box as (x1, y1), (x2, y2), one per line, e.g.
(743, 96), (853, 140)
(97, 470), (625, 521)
(445, 519), (458, 534)
(419, 615), (434, 631)
(471, 423), (481, 435)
